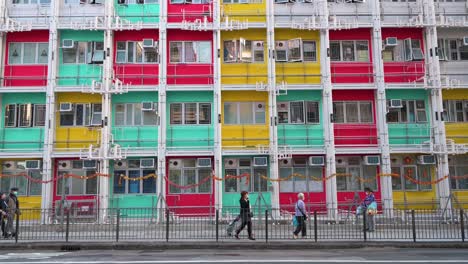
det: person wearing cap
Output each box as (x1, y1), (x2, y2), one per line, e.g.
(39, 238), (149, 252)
(0, 192), (8, 238)
(5, 187), (20, 238)
(361, 187), (376, 232)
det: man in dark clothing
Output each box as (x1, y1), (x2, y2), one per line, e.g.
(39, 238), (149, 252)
(235, 191), (255, 240)
(6, 187), (20, 238)
(0, 192), (8, 238)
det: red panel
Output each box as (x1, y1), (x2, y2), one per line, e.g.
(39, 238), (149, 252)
(382, 28), (425, 83)
(332, 90), (378, 146)
(167, 30), (214, 85)
(167, 1), (213, 23)
(113, 30), (159, 85)
(3, 31), (49, 87)
(330, 28), (373, 84)
(165, 156), (215, 215)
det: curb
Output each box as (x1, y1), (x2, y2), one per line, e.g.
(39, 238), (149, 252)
(0, 241), (467, 251)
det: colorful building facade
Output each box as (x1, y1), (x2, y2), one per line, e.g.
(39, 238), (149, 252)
(0, 0), (467, 221)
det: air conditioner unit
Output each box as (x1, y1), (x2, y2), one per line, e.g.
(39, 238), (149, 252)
(418, 155), (436, 165)
(92, 80), (102, 89)
(275, 41), (288, 62)
(25, 160), (41, 170)
(169, 159), (183, 169)
(256, 103), (265, 111)
(224, 159), (238, 169)
(277, 102), (289, 111)
(197, 158), (212, 168)
(62, 39), (74, 49)
(114, 160), (127, 170)
(385, 37), (398, 47)
(83, 160), (97, 169)
(136, 0), (144, 4)
(118, 0), (127, 4)
(142, 39), (156, 48)
(336, 158), (347, 167)
(279, 158), (292, 167)
(142, 102), (154, 111)
(363, 155), (380, 166)
(59, 103), (73, 112)
(389, 99), (403, 108)
(140, 158), (155, 168)
(275, 0), (290, 3)
(253, 157), (268, 167)
(3, 161), (17, 171)
(58, 160), (72, 170)
(309, 156), (325, 167)
(463, 37), (468, 46)
(253, 41), (263, 48)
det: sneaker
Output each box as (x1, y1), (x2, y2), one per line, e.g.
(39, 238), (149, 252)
(248, 237), (256, 241)
(234, 234), (240, 239)
(293, 234), (298, 239)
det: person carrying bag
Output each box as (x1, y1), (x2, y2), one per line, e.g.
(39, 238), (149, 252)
(293, 193), (307, 239)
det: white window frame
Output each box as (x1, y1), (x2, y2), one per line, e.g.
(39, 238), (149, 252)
(113, 160), (157, 195)
(8, 42), (49, 65)
(4, 103), (46, 128)
(0, 161), (42, 196)
(116, 41), (159, 64)
(12, 0), (51, 4)
(330, 40), (369, 62)
(437, 38), (468, 61)
(387, 99), (428, 123)
(62, 41), (104, 64)
(56, 161), (97, 196)
(391, 164), (433, 191)
(336, 157), (378, 192)
(168, 159), (212, 194)
(224, 159), (268, 193)
(171, 0), (209, 4)
(223, 39), (265, 63)
(443, 100), (468, 122)
(274, 39), (317, 62)
(169, 102), (212, 125)
(333, 101), (374, 124)
(114, 103), (158, 126)
(59, 103), (101, 127)
(169, 41), (212, 64)
(277, 101), (320, 124)
(223, 102), (266, 125)
(449, 156), (468, 190)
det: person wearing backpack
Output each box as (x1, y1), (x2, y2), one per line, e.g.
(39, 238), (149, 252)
(293, 193), (307, 239)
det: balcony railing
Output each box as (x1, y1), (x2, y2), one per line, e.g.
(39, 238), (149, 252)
(277, 125), (324, 148)
(167, 64), (214, 86)
(114, 64), (159, 86)
(0, 128), (44, 153)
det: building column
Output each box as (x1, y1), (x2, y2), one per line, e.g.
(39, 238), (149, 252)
(370, 0), (393, 214)
(423, 0), (451, 213)
(319, 0), (337, 219)
(41, 0), (60, 224)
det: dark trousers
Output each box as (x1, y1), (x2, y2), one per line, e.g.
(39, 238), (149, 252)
(236, 219), (252, 237)
(293, 216), (307, 237)
(1, 217), (5, 237)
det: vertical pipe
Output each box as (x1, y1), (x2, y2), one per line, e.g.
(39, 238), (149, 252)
(412, 209), (416, 242)
(14, 213), (20, 244)
(265, 210), (269, 243)
(461, 209), (465, 243)
(216, 209), (219, 242)
(166, 209), (170, 242)
(65, 210), (70, 243)
(363, 212), (367, 242)
(314, 210), (318, 242)
(116, 209), (120, 242)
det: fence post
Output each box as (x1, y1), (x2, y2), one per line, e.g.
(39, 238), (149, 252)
(265, 210), (268, 243)
(314, 211), (317, 243)
(116, 209), (120, 243)
(216, 209), (219, 243)
(411, 210), (416, 242)
(461, 209), (465, 243)
(14, 212), (20, 244)
(65, 210), (70, 243)
(363, 212), (367, 242)
(165, 209), (170, 242)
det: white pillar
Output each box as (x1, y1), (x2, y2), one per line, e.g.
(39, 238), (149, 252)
(370, 0), (393, 214)
(319, 0), (337, 219)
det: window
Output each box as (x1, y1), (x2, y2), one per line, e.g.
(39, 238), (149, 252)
(383, 38), (424, 62)
(62, 41), (104, 64)
(223, 40), (264, 63)
(169, 103), (212, 125)
(438, 39), (468, 61)
(59, 103), (102, 127)
(224, 158), (268, 193)
(279, 158), (323, 193)
(391, 156), (432, 191)
(57, 160), (97, 196)
(449, 155), (468, 190)
(223, 0), (263, 3)
(114, 103), (158, 126)
(330, 40), (369, 62)
(224, 102), (266, 125)
(64, 0), (104, 4)
(113, 159), (156, 195)
(169, 41), (212, 63)
(275, 39), (316, 62)
(12, 0), (51, 4)
(8, 43), (48, 65)
(336, 157), (378, 192)
(387, 100), (427, 123)
(443, 100), (468, 122)
(4, 104), (46, 128)
(333, 101), (373, 123)
(116, 41), (158, 64)
(277, 101), (320, 124)
(0, 161), (42, 196)
(171, 0), (209, 3)
(169, 159), (212, 194)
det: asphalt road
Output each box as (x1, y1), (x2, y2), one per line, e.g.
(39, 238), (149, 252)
(0, 248), (467, 264)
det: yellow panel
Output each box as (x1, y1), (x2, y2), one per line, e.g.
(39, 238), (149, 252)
(55, 93), (102, 150)
(393, 166), (438, 210)
(442, 89), (468, 144)
(19, 196), (42, 220)
(275, 29), (321, 85)
(221, 2), (266, 23)
(221, 91), (269, 148)
(221, 29), (267, 85)
(452, 191), (468, 209)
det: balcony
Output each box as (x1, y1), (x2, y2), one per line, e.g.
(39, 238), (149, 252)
(166, 126), (214, 156)
(112, 127), (158, 157)
(167, 1), (213, 25)
(58, 2), (105, 29)
(327, 0), (373, 28)
(274, 1), (322, 29)
(334, 124), (379, 154)
(0, 128), (44, 158)
(384, 61), (426, 87)
(167, 64), (214, 88)
(6, 2), (51, 30)
(277, 125), (324, 154)
(220, 0), (266, 28)
(114, 65), (159, 90)
(380, 0), (424, 28)
(435, 1), (468, 27)
(388, 123), (433, 153)
(57, 65), (103, 90)
(1, 66), (48, 92)
(331, 62), (374, 86)
(53, 127), (101, 155)
(275, 63), (321, 88)
(440, 62), (468, 89)
(222, 125), (269, 154)
(114, 1), (160, 28)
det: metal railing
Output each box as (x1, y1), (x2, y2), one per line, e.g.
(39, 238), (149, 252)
(2, 206), (466, 243)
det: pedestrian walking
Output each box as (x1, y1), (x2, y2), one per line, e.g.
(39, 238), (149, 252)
(234, 191), (255, 240)
(0, 192), (8, 238)
(6, 187), (20, 238)
(293, 193), (307, 239)
(361, 187), (376, 232)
